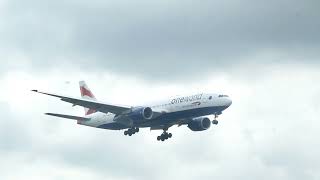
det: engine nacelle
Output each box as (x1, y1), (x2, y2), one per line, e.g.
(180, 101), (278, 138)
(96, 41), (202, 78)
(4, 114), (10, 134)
(129, 107), (153, 121)
(188, 117), (211, 131)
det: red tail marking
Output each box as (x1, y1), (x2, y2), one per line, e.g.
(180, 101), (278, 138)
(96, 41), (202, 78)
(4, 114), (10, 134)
(80, 87), (95, 98)
(86, 109), (97, 115)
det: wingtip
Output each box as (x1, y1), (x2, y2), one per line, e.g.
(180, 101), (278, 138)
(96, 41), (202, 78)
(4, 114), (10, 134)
(31, 89), (38, 92)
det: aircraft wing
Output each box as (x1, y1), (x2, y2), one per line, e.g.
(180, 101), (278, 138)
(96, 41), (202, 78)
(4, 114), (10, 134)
(32, 90), (131, 115)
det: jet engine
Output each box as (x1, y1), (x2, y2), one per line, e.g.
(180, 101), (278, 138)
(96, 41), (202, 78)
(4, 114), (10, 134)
(129, 107), (153, 121)
(188, 117), (211, 131)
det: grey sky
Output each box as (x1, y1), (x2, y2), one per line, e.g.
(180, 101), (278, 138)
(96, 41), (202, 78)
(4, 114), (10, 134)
(1, 0), (320, 80)
(0, 0), (319, 179)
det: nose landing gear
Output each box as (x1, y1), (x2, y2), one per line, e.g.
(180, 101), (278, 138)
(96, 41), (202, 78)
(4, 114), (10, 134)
(212, 113), (220, 125)
(124, 127), (139, 136)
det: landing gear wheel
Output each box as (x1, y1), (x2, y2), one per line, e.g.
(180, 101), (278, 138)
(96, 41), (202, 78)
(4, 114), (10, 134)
(157, 130), (173, 141)
(212, 120), (218, 125)
(160, 134), (165, 139)
(124, 127), (140, 136)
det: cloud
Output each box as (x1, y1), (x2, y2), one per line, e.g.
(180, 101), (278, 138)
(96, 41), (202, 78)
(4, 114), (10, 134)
(0, 0), (319, 81)
(0, 65), (319, 180)
(0, 103), (32, 152)
(0, 0), (319, 179)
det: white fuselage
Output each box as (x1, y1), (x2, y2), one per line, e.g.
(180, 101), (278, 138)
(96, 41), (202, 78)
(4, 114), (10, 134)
(79, 93), (232, 130)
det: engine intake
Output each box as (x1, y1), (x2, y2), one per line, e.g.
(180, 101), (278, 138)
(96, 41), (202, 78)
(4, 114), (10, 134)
(188, 117), (211, 131)
(129, 107), (153, 121)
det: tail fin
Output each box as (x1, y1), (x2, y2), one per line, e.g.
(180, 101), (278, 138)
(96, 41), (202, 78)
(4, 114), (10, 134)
(79, 81), (97, 115)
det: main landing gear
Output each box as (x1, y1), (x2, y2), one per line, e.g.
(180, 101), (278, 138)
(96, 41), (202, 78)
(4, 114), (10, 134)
(124, 127), (139, 136)
(157, 130), (172, 142)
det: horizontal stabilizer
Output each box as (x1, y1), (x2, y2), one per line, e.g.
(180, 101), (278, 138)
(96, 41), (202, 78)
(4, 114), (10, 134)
(45, 113), (91, 121)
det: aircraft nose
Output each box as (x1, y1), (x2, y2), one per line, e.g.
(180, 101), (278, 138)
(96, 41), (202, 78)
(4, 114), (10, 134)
(226, 98), (232, 107)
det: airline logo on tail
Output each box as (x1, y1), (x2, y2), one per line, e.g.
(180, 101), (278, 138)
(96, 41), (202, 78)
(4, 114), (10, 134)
(80, 86), (95, 98)
(79, 81), (97, 115)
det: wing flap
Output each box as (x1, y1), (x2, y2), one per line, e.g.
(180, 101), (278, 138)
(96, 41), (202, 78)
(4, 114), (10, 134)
(45, 113), (91, 121)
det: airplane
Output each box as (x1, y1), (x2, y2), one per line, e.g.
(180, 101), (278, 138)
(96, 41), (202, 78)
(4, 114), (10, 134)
(32, 81), (232, 141)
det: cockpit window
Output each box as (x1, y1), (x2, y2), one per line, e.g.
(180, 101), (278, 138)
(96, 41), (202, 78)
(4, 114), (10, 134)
(218, 95), (229, 97)
(209, 96), (212, 100)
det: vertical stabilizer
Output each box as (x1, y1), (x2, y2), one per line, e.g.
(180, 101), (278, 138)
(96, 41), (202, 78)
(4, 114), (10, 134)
(79, 81), (97, 115)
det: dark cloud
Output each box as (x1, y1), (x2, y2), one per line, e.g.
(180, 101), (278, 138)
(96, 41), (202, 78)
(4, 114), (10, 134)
(1, 0), (319, 80)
